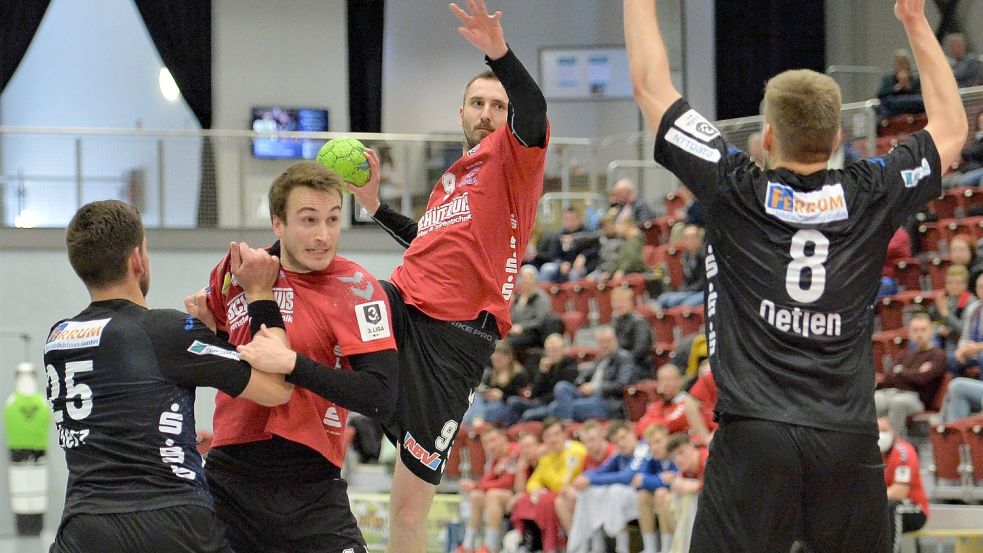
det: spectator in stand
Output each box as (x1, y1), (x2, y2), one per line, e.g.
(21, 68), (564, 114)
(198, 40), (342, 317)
(878, 417), (929, 547)
(540, 209), (592, 283)
(554, 421), (616, 543)
(659, 434), (709, 553)
(945, 33), (983, 88)
(571, 213), (621, 282)
(930, 264), (976, 357)
(507, 265), (554, 354)
(654, 225), (706, 310)
(609, 178), (655, 225)
(509, 334), (579, 423)
(949, 234), (983, 288)
(943, 112), (983, 188)
(564, 421), (652, 553)
(746, 132), (764, 168)
(668, 187), (704, 230)
(633, 424), (677, 553)
(612, 287), (654, 374)
(943, 376), (983, 422)
(511, 433), (542, 504)
(464, 341), (528, 429)
(510, 418), (586, 553)
(611, 216), (646, 281)
(636, 364), (688, 437)
(875, 313), (946, 437)
(880, 227), (913, 298)
(876, 49), (925, 119)
(547, 326), (638, 422)
(684, 359), (718, 447)
(953, 273), (983, 377)
(456, 427), (519, 553)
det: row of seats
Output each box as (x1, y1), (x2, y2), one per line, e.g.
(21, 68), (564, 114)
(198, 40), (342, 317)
(929, 416), (983, 503)
(918, 216), (983, 254)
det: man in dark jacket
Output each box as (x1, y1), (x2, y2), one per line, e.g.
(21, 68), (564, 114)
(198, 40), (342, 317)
(547, 326), (638, 421)
(612, 287), (653, 375)
(510, 333), (579, 422)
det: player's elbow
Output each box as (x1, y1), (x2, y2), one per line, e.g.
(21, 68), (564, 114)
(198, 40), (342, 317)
(257, 381), (294, 407)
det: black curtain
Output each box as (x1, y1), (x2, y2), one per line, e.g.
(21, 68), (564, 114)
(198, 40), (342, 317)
(348, 0), (385, 132)
(1, 0), (50, 94)
(132, 0), (216, 226)
(714, 1), (826, 120)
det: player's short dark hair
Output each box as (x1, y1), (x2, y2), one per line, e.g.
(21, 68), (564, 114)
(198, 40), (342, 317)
(763, 69), (841, 164)
(268, 161), (344, 223)
(542, 417), (564, 434)
(66, 200), (144, 289)
(606, 420), (631, 440)
(666, 432), (693, 455)
(463, 70), (500, 104)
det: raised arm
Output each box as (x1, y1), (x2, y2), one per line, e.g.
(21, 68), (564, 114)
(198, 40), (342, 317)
(897, 0), (967, 169)
(624, 0), (682, 135)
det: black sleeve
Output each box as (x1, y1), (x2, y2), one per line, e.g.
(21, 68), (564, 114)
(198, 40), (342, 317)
(372, 202), (418, 249)
(871, 130), (943, 228)
(286, 348), (398, 421)
(487, 48), (548, 148)
(146, 310), (251, 397)
(248, 299), (285, 336)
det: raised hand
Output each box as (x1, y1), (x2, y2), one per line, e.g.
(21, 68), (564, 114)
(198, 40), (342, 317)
(346, 148), (382, 215)
(449, 0), (508, 60)
(894, 0), (925, 24)
(184, 288), (216, 332)
(231, 242), (280, 299)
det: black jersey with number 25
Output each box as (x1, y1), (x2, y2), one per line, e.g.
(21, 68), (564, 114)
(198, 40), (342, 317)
(654, 98), (941, 435)
(43, 299), (251, 521)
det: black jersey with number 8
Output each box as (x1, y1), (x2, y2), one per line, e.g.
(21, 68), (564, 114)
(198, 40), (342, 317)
(654, 98), (942, 435)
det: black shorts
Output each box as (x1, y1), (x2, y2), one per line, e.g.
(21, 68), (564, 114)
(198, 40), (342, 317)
(690, 416), (890, 553)
(381, 280), (497, 485)
(205, 440), (367, 553)
(51, 504), (232, 553)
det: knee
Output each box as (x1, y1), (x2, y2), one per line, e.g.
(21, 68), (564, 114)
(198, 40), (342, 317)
(470, 489), (486, 504)
(554, 380), (575, 396)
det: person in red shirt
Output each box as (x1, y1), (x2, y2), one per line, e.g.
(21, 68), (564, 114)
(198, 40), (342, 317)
(456, 426), (518, 553)
(879, 417), (929, 548)
(636, 364), (688, 437)
(684, 360), (718, 446)
(200, 162), (398, 553)
(660, 433), (708, 552)
(345, 3), (549, 551)
(554, 420), (616, 534)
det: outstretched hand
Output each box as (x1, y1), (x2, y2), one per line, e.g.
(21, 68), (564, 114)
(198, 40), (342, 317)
(184, 288), (216, 333)
(449, 0), (508, 60)
(894, 0), (925, 24)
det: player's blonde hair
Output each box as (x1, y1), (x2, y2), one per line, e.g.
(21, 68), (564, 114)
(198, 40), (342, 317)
(763, 69), (841, 164)
(268, 161), (345, 222)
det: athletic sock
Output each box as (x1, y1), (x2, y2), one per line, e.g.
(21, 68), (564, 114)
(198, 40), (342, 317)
(463, 526), (477, 550)
(484, 527), (502, 552)
(590, 530), (606, 552)
(615, 530), (629, 553)
(642, 532), (658, 553)
(660, 533), (673, 553)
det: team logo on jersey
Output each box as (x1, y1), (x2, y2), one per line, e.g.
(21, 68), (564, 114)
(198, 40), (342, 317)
(403, 431), (442, 471)
(900, 158), (932, 188)
(44, 318), (111, 352)
(674, 109), (721, 141)
(665, 128), (721, 163)
(338, 272), (375, 300)
(186, 340), (240, 361)
(354, 300), (391, 341)
(441, 172), (456, 195)
(764, 183), (849, 224)
(417, 192), (472, 237)
(467, 142), (481, 157)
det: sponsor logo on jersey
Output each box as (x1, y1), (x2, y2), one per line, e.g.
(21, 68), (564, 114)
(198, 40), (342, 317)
(900, 158), (932, 188)
(227, 287), (295, 331)
(467, 142), (481, 157)
(45, 318), (111, 352)
(666, 128), (721, 163)
(674, 109), (721, 141)
(417, 192), (472, 237)
(758, 299), (842, 338)
(323, 406), (343, 428)
(441, 172), (456, 195)
(186, 340), (241, 361)
(764, 183), (849, 224)
(355, 300), (391, 341)
(403, 431), (442, 471)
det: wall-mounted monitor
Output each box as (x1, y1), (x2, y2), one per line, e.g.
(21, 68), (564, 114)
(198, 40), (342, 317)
(251, 107), (329, 159)
(538, 46), (634, 101)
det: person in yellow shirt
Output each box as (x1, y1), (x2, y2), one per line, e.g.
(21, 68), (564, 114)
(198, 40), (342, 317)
(509, 418), (586, 553)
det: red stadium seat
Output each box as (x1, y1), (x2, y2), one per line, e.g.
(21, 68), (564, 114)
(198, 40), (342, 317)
(917, 221), (953, 255)
(593, 280), (614, 324)
(927, 256), (953, 290)
(929, 424), (964, 481)
(566, 346), (599, 363)
(560, 311), (585, 343)
(506, 421), (543, 441)
(444, 428), (468, 479)
(543, 283), (570, 314)
(876, 290), (937, 331)
(564, 281), (592, 319)
(636, 305), (675, 346)
(877, 113), (927, 137)
(641, 218), (663, 247)
(624, 379), (661, 422)
(664, 192), (686, 216)
(960, 188), (983, 215)
(665, 306), (704, 340)
(893, 257), (923, 293)
(871, 330), (908, 373)
(968, 425), (983, 483)
(651, 344), (673, 376)
(643, 244), (659, 269)
(949, 215), (983, 242)
(929, 194), (960, 221)
(613, 274), (648, 304)
(466, 430), (486, 479)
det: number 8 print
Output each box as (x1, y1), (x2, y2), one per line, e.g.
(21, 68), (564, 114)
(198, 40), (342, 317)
(785, 229), (829, 304)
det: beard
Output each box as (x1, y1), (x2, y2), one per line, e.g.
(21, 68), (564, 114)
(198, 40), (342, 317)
(464, 124), (494, 150)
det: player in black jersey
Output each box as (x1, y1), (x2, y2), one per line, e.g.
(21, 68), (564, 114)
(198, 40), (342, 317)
(625, 1), (967, 551)
(44, 200), (292, 553)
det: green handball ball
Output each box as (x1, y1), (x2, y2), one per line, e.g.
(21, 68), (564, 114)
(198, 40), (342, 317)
(316, 138), (370, 188)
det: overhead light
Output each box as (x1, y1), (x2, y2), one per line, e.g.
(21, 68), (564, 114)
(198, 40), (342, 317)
(159, 68), (180, 102)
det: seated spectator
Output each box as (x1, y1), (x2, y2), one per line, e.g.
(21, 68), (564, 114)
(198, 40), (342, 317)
(511, 418), (586, 553)
(510, 433), (542, 509)
(540, 208), (593, 283)
(612, 287), (654, 374)
(946, 33), (983, 88)
(684, 359), (718, 447)
(654, 225), (706, 310)
(953, 273), (983, 377)
(943, 376), (983, 422)
(547, 326), (638, 422)
(929, 264), (976, 357)
(943, 112), (983, 188)
(464, 341), (528, 429)
(746, 132), (764, 168)
(456, 427), (518, 553)
(878, 417), (929, 547)
(633, 424), (677, 553)
(880, 227), (913, 297)
(578, 419), (618, 472)
(876, 49), (924, 118)
(668, 187), (704, 231)
(658, 434), (709, 553)
(508, 334), (579, 422)
(949, 234), (983, 290)
(636, 364), (688, 437)
(610, 216), (646, 281)
(564, 421), (652, 553)
(609, 178), (654, 225)
(507, 265), (554, 353)
(875, 313), (946, 437)
(570, 213), (621, 281)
